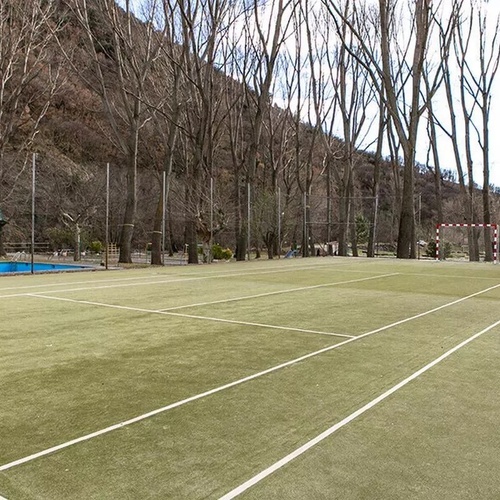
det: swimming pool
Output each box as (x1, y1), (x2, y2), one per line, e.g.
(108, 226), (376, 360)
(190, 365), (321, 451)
(0, 261), (93, 274)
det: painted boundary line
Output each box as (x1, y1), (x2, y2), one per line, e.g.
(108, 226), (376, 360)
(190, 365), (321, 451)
(218, 317), (500, 499)
(22, 273), (400, 340)
(25, 274), (500, 340)
(157, 273), (399, 311)
(2, 282), (500, 473)
(0, 340), (351, 473)
(26, 295), (353, 339)
(0, 273), (179, 292)
(0, 262), (352, 297)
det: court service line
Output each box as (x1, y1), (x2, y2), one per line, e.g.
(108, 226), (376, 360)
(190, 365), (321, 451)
(0, 263), (359, 298)
(2, 282), (500, 473)
(26, 294), (353, 338)
(26, 276), (500, 341)
(0, 264), (291, 293)
(398, 271), (500, 282)
(157, 273), (399, 311)
(160, 310), (355, 338)
(19, 273), (400, 340)
(0, 273), (182, 292)
(219, 317), (500, 499)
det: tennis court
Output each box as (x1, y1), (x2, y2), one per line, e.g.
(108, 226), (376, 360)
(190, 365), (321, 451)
(1, 258), (499, 499)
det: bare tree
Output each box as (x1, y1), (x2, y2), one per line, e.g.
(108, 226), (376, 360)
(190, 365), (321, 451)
(324, 0), (453, 258)
(434, 3), (473, 256)
(167, 0), (238, 264)
(308, 1), (378, 257)
(283, 1), (318, 258)
(424, 73), (444, 228)
(64, 0), (167, 263)
(367, 97), (387, 258)
(0, 0), (61, 255)
(472, 1), (500, 261)
(144, 1), (186, 265)
(234, 0), (297, 260)
(432, 0), (500, 261)
(333, 1), (377, 256)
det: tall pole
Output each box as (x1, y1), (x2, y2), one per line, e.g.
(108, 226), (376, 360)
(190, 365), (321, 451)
(247, 182), (251, 261)
(105, 163), (110, 270)
(417, 193), (422, 259)
(373, 194), (379, 256)
(327, 163), (332, 255)
(303, 191), (307, 257)
(209, 177), (214, 263)
(162, 169), (166, 265)
(277, 187), (281, 258)
(31, 153), (36, 274)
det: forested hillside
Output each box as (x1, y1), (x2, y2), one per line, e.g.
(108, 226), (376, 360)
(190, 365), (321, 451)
(1, 0), (499, 263)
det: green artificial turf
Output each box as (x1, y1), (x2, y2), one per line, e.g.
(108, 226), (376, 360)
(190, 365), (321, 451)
(1, 258), (499, 499)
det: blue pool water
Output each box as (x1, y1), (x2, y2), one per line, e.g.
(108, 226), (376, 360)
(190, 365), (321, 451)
(0, 261), (92, 274)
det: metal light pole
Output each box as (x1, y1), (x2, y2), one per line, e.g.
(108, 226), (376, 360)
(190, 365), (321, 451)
(247, 182), (251, 261)
(303, 191), (307, 257)
(209, 177), (214, 263)
(31, 153), (36, 274)
(105, 163), (110, 270)
(162, 169), (166, 265)
(277, 187), (281, 258)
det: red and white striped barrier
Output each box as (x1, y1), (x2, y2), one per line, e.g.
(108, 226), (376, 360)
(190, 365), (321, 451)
(435, 223), (498, 264)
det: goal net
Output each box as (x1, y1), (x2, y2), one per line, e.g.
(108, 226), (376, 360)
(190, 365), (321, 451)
(435, 223), (498, 264)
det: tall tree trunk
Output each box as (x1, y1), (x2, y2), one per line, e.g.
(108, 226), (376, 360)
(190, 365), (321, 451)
(151, 189), (163, 266)
(338, 183), (350, 256)
(397, 152), (416, 259)
(368, 106), (385, 258)
(119, 146), (138, 263)
(0, 226), (6, 257)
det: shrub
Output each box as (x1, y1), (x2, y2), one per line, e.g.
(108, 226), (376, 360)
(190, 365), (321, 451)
(212, 244), (233, 260)
(355, 214), (370, 244)
(89, 240), (103, 253)
(426, 240), (451, 259)
(46, 227), (73, 250)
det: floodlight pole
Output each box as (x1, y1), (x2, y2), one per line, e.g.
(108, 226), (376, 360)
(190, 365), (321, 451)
(417, 194), (422, 260)
(303, 191), (307, 257)
(105, 163), (110, 270)
(247, 182), (251, 261)
(162, 169), (166, 265)
(31, 153), (36, 274)
(373, 194), (379, 256)
(277, 187), (281, 258)
(209, 177), (214, 264)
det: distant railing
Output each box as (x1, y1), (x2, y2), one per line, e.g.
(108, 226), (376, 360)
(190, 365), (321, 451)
(4, 242), (50, 254)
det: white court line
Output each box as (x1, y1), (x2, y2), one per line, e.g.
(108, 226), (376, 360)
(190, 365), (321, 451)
(0, 263), (355, 298)
(0, 339), (352, 473)
(2, 282), (500, 473)
(159, 310), (355, 338)
(0, 273), (178, 292)
(395, 271), (500, 282)
(219, 318), (500, 499)
(26, 294), (353, 339)
(26, 274), (500, 341)
(157, 274), (399, 312)
(20, 273), (399, 340)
